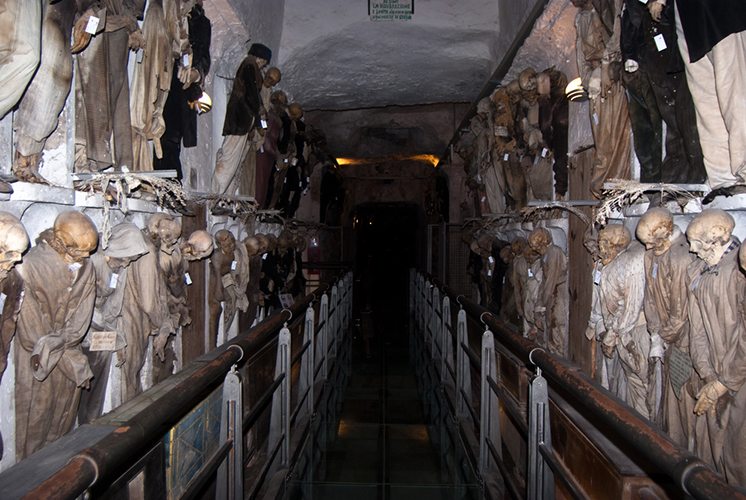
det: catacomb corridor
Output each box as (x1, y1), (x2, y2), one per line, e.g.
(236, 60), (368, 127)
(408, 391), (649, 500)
(1, 0), (746, 499)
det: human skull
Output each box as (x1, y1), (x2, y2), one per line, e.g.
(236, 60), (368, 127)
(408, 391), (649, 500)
(293, 233), (307, 252)
(181, 230), (214, 261)
(265, 234), (278, 253)
(288, 103), (303, 121)
(536, 71), (552, 97)
(598, 225), (631, 265)
(53, 210), (98, 263)
(477, 232), (495, 254)
(255, 234), (269, 254)
(636, 208), (674, 256)
(518, 68), (537, 93)
(686, 209), (735, 266)
(528, 227), (552, 255)
(511, 238), (527, 256)
(499, 245), (513, 264)
(0, 212), (29, 279)
(264, 67), (281, 88)
(476, 97), (491, 116)
(147, 213), (182, 254)
(214, 230), (236, 256)
(278, 230), (294, 251)
(270, 90), (288, 107)
(244, 236), (261, 257)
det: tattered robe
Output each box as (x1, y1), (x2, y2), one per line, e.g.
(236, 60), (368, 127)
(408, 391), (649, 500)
(537, 244), (568, 356)
(15, 241), (95, 459)
(688, 243), (746, 485)
(643, 228), (696, 445)
(600, 242), (650, 419)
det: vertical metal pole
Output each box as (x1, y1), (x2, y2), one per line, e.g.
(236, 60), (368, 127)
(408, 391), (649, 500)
(528, 365), (554, 500)
(479, 329), (501, 475)
(431, 287), (441, 359)
(280, 327), (291, 467)
(319, 294), (329, 382)
(329, 285), (339, 359)
(217, 365), (243, 500)
(301, 305), (316, 418)
(441, 296), (452, 384)
(456, 308), (472, 418)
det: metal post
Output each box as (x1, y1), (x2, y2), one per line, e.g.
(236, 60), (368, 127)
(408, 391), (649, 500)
(431, 287), (441, 359)
(479, 329), (501, 476)
(329, 285), (339, 359)
(318, 293), (329, 382)
(300, 305), (316, 418)
(280, 327), (291, 467)
(456, 308), (472, 418)
(217, 365), (243, 500)
(441, 296), (453, 385)
(528, 365), (554, 500)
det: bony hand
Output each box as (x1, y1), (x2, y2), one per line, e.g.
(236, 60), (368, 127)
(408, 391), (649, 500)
(128, 28), (145, 51)
(153, 333), (170, 362)
(694, 380), (728, 415)
(71, 10), (95, 54)
(624, 59), (639, 73)
(181, 68), (201, 89)
(648, 1), (664, 22)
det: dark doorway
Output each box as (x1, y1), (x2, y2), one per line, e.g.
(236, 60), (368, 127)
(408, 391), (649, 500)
(353, 203), (420, 347)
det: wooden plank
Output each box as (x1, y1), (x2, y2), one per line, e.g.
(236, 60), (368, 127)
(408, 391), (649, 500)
(567, 148), (595, 374)
(181, 203), (208, 364)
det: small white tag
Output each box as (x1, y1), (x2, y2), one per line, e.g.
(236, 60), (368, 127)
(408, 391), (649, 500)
(652, 262), (658, 279)
(593, 113), (599, 125)
(260, 145), (264, 153)
(109, 273), (119, 289)
(488, 256), (495, 264)
(182, 53), (190, 67)
(638, 0), (648, 4)
(0, 292), (6, 311)
(260, 119), (268, 129)
(593, 269), (602, 285)
(136, 48), (144, 63)
(292, 157), (298, 166)
(262, 253), (268, 260)
(283, 158), (289, 164)
(85, 16), (100, 34)
(528, 268), (534, 278)
(541, 147), (548, 158)
(476, 173), (482, 182)
(654, 34), (667, 51)
(90, 331), (118, 351)
(487, 269), (493, 277)
(231, 260), (237, 271)
(480, 196), (486, 202)
(503, 153), (510, 161)
(184, 272), (192, 285)
(69, 262), (82, 273)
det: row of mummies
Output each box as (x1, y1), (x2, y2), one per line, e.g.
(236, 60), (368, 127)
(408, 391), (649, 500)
(458, 0), (745, 215)
(0, 209), (307, 462)
(0, 1), (319, 219)
(492, 207), (746, 487)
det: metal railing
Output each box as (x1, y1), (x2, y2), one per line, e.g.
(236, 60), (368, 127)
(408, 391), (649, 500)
(0, 272), (353, 500)
(410, 269), (746, 500)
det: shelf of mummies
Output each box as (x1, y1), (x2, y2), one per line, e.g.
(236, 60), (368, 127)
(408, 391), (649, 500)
(485, 207), (746, 488)
(0, 210), (309, 464)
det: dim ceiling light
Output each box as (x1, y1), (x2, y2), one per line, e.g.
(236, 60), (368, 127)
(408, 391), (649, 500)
(335, 154), (440, 168)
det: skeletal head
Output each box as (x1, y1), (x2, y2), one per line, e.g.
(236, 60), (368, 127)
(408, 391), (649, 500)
(264, 67), (282, 88)
(104, 223), (149, 270)
(265, 234), (278, 252)
(476, 97), (492, 116)
(686, 209), (735, 266)
(511, 237), (527, 256)
(270, 90), (288, 107)
(214, 230), (236, 256)
(278, 230), (294, 252)
(147, 213), (182, 254)
(598, 224), (630, 265)
(477, 232), (495, 254)
(536, 71), (552, 96)
(499, 245), (513, 264)
(255, 234), (269, 254)
(528, 227), (552, 256)
(0, 212), (29, 279)
(288, 103), (303, 120)
(53, 211), (98, 263)
(244, 236), (261, 256)
(181, 230), (214, 261)
(293, 233), (307, 252)
(636, 208), (674, 256)
(506, 79), (522, 100)
(518, 68), (537, 93)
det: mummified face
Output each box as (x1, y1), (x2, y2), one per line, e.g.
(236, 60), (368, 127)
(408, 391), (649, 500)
(528, 228), (551, 256)
(0, 212), (29, 279)
(598, 225), (630, 266)
(181, 230), (214, 261)
(215, 230), (236, 256)
(54, 211), (98, 263)
(637, 208), (674, 256)
(687, 209), (734, 266)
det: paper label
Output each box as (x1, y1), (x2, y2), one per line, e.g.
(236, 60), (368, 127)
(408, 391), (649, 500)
(184, 272), (192, 285)
(593, 113), (599, 125)
(85, 16), (100, 35)
(109, 273), (119, 289)
(292, 158), (298, 166)
(593, 269), (602, 285)
(260, 145), (264, 153)
(541, 147), (549, 158)
(638, 0), (648, 4)
(182, 53), (190, 67)
(0, 292), (6, 311)
(651, 262), (658, 279)
(488, 256), (495, 264)
(503, 153), (509, 161)
(90, 331), (119, 351)
(654, 34), (667, 51)
(231, 260), (237, 271)
(487, 269), (492, 277)
(260, 119), (268, 129)
(528, 268), (534, 278)
(136, 49), (144, 63)
(262, 253), (268, 260)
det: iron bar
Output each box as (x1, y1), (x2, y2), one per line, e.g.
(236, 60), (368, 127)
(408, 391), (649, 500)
(538, 443), (587, 500)
(182, 440), (234, 500)
(487, 438), (523, 500)
(243, 374), (285, 433)
(487, 374), (528, 434)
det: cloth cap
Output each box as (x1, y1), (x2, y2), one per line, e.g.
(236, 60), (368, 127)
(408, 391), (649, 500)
(248, 43), (272, 63)
(105, 223), (150, 259)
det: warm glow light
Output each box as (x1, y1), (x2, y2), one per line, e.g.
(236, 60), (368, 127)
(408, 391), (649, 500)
(565, 77), (587, 102)
(335, 154), (441, 168)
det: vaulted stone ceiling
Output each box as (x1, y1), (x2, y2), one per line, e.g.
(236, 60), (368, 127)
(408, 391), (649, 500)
(213, 0), (576, 160)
